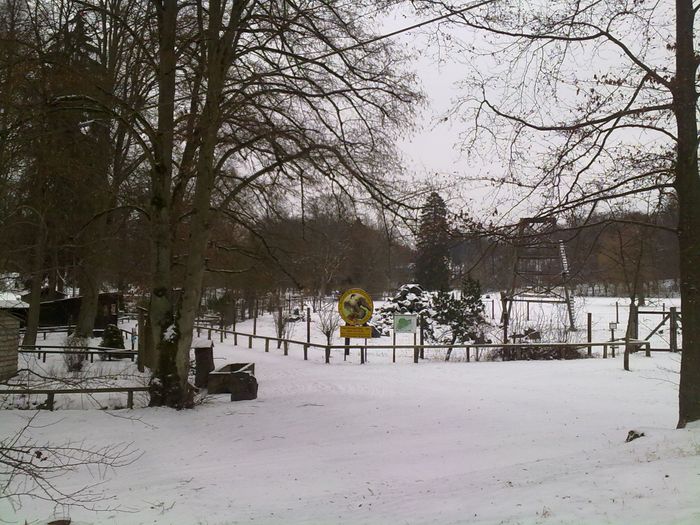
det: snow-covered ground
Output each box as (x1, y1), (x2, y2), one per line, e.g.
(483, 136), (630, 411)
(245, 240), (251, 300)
(1, 297), (698, 524)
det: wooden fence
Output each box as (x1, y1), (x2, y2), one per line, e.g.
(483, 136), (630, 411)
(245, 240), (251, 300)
(0, 386), (149, 410)
(19, 345), (137, 363)
(18, 324), (137, 349)
(194, 325), (652, 364)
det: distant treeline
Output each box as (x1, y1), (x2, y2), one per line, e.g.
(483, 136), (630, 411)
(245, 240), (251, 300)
(450, 205), (678, 297)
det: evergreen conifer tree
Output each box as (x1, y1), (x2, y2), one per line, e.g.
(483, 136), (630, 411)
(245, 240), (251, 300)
(415, 192), (450, 291)
(431, 276), (488, 360)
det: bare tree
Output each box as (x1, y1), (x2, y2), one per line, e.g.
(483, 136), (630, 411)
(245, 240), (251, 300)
(1, 414), (139, 513)
(0, 0), (150, 342)
(416, 0), (700, 428)
(1, 0), (418, 410)
(317, 302), (341, 346)
(128, 0), (419, 407)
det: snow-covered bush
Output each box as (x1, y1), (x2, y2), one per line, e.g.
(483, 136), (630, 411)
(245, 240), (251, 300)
(370, 281), (492, 358)
(64, 334), (89, 372)
(369, 284), (433, 336)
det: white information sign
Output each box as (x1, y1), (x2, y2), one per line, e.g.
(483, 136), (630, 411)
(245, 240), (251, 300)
(393, 314), (418, 334)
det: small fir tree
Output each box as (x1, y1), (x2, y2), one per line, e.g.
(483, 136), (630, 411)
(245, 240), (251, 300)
(429, 276), (488, 360)
(100, 324), (125, 349)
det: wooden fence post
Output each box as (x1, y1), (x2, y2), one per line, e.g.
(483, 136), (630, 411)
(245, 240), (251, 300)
(419, 320), (424, 359)
(304, 344), (308, 361)
(248, 335), (253, 349)
(392, 331), (396, 363)
(587, 312), (592, 357)
(502, 294), (510, 360)
(325, 346), (330, 364)
(284, 341), (288, 356)
(127, 390), (134, 409)
(277, 306), (283, 349)
(265, 338), (270, 352)
(306, 308), (311, 344)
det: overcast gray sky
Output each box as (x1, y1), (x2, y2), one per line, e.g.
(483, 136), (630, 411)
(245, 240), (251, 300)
(380, 6), (508, 220)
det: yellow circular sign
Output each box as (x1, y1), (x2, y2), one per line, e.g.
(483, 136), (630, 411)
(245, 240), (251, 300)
(338, 288), (373, 326)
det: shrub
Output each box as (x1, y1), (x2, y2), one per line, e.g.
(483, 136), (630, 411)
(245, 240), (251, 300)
(100, 324), (125, 349)
(369, 284), (433, 336)
(64, 335), (89, 372)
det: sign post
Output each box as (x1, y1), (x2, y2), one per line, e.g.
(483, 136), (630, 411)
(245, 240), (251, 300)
(338, 288), (373, 339)
(393, 314), (418, 362)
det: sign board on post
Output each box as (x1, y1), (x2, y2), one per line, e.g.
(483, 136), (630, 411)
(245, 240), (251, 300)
(394, 314), (418, 334)
(338, 288), (373, 339)
(340, 325), (373, 338)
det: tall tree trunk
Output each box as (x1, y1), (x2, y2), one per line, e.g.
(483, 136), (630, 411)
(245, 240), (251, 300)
(147, 0), (181, 407)
(147, 0), (247, 408)
(23, 231), (46, 347)
(674, 0), (700, 428)
(75, 263), (100, 338)
(171, 15), (225, 402)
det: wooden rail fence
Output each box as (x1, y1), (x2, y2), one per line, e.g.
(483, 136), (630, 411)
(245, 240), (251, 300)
(194, 325), (653, 364)
(19, 345), (137, 363)
(19, 324), (137, 349)
(0, 386), (150, 410)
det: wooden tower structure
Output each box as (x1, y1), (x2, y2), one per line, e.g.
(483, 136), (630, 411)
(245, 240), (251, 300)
(501, 217), (576, 341)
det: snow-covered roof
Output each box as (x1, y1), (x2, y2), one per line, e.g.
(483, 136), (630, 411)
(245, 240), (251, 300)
(0, 292), (29, 309)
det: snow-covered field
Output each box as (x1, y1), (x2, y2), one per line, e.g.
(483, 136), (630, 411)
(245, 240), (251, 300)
(1, 297), (699, 524)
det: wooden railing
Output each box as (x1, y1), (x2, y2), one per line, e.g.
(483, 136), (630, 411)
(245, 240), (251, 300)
(0, 386), (149, 410)
(19, 345), (137, 363)
(19, 325), (74, 339)
(194, 326), (653, 364)
(18, 324), (136, 348)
